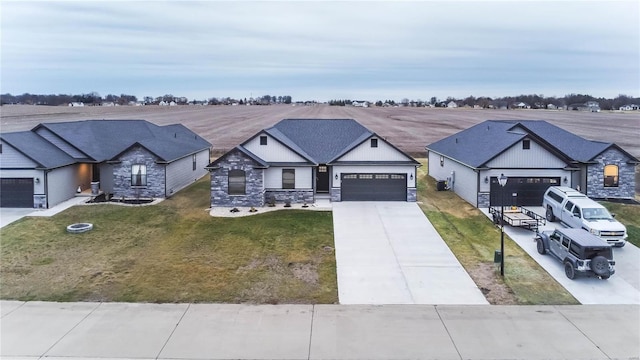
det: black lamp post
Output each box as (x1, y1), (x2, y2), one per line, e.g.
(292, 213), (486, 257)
(498, 173), (508, 276)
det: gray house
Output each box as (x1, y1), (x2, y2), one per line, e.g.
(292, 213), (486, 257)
(0, 120), (211, 208)
(207, 118), (420, 207)
(426, 120), (638, 207)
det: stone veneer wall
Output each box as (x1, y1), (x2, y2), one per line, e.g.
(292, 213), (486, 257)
(112, 146), (165, 198)
(407, 188), (417, 202)
(265, 189), (314, 204)
(330, 188), (341, 202)
(210, 149), (264, 207)
(586, 148), (636, 199)
(477, 193), (490, 208)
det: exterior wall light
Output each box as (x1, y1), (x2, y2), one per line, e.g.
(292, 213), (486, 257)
(335, 174), (339, 180)
(410, 174), (413, 181)
(563, 176), (568, 184)
(35, 178), (40, 183)
(484, 176), (489, 183)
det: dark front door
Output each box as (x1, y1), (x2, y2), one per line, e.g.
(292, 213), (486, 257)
(316, 165), (329, 193)
(490, 176), (561, 206)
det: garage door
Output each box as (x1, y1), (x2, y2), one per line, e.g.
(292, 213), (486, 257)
(490, 176), (560, 206)
(1, 178), (34, 208)
(341, 173), (407, 201)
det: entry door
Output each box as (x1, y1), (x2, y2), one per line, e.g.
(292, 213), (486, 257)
(316, 165), (329, 193)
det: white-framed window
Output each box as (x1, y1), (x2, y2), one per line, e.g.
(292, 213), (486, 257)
(228, 169), (246, 195)
(131, 164), (147, 186)
(282, 169), (295, 189)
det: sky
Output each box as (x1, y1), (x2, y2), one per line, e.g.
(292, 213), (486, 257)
(1, 1), (639, 102)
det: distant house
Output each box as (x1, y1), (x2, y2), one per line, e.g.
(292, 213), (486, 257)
(619, 104), (639, 111)
(513, 102), (530, 109)
(207, 119), (419, 207)
(426, 120), (638, 208)
(68, 102), (84, 107)
(352, 101), (369, 108)
(569, 101), (600, 112)
(0, 120), (211, 208)
(447, 101), (458, 108)
(547, 104), (557, 110)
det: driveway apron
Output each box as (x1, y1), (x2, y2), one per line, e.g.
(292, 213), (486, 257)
(332, 202), (488, 305)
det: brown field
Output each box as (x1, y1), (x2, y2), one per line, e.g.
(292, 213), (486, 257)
(2, 104), (639, 157)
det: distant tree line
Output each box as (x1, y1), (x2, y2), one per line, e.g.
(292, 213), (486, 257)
(0, 92), (294, 106)
(330, 94), (639, 110)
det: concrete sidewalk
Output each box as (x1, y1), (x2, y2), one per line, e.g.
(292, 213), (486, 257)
(1, 301), (638, 359)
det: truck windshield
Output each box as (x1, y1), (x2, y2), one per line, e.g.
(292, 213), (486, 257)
(582, 208), (613, 220)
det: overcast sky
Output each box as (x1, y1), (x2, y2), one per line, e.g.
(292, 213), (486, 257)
(1, 1), (638, 102)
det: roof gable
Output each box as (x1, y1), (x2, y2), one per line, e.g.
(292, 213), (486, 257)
(35, 120), (211, 162)
(333, 134), (419, 164)
(267, 119), (373, 164)
(1, 131), (76, 169)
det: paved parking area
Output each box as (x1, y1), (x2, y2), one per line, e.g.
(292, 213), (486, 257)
(481, 207), (640, 304)
(332, 202), (487, 305)
(2, 301), (638, 359)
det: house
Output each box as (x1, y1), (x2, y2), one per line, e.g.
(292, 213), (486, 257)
(0, 120), (211, 208)
(207, 119), (420, 207)
(447, 101), (458, 108)
(568, 101), (600, 112)
(513, 102), (530, 109)
(619, 104), (639, 111)
(68, 102), (84, 107)
(426, 120), (638, 208)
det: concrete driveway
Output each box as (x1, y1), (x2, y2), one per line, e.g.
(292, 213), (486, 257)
(481, 207), (640, 304)
(0, 208), (34, 228)
(332, 202), (488, 305)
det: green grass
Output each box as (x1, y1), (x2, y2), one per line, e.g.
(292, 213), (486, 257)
(0, 177), (337, 304)
(601, 201), (640, 248)
(416, 159), (578, 305)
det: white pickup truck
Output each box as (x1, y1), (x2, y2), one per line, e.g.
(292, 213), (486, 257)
(542, 186), (628, 247)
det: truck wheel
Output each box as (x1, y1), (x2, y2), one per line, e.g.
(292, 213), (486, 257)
(536, 238), (546, 254)
(591, 256), (610, 277)
(564, 261), (576, 279)
(546, 207), (555, 222)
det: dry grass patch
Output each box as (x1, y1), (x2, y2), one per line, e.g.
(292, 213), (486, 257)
(0, 177), (337, 304)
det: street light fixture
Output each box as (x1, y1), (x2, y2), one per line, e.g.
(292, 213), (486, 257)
(498, 173), (508, 277)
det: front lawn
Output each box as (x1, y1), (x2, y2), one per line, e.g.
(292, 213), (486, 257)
(0, 177), (337, 304)
(416, 159), (578, 305)
(601, 202), (640, 248)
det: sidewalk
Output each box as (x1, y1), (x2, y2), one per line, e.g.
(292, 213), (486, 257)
(2, 301), (638, 359)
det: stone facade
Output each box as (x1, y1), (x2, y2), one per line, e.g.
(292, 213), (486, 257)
(265, 189), (314, 204)
(477, 193), (490, 208)
(330, 187), (341, 202)
(210, 149), (265, 207)
(407, 188), (417, 202)
(586, 148), (636, 199)
(112, 146), (165, 199)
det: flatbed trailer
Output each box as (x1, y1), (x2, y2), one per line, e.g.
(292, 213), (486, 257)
(490, 206), (546, 232)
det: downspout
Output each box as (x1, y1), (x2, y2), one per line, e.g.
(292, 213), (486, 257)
(44, 170), (50, 209)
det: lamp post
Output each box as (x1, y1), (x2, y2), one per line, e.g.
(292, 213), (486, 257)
(498, 173), (508, 277)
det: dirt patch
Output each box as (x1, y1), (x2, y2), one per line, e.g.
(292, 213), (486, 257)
(468, 262), (518, 305)
(288, 262), (319, 285)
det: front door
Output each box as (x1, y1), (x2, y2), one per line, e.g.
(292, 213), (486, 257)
(316, 165), (329, 193)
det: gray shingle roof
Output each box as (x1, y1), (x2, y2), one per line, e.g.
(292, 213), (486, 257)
(1, 131), (76, 169)
(265, 119), (374, 164)
(36, 120), (210, 162)
(426, 120), (636, 168)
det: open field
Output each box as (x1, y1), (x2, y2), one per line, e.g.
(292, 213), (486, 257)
(2, 104), (639, 157)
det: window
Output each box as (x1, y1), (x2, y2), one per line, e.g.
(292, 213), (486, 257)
(318, 165), (327, 173)
(282, 169), (295, 189)
(192, 154), (197, 171)
(260, 136), (268, 145)
(604, 164), (619, 187)
(228, 169), (246, 195)
(522, 140), (530, 150)
(561, 236), (570, 249)
(370, 138), (378, 148)
(131, 164), (147, 186)
(440, 156), (444, 167)
(564, 201), (574, 212)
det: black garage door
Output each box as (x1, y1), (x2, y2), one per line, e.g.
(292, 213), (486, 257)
(341, 173), (407, 201)
(1, 178), (34, 208)
(490, 176), (560, 206)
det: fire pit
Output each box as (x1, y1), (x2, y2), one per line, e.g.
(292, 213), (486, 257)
(66, 223), (93, 234)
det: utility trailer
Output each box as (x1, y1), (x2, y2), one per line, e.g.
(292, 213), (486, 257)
(490, 206), (546, 232)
